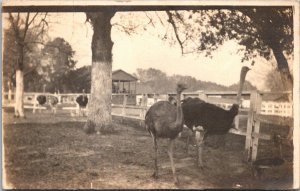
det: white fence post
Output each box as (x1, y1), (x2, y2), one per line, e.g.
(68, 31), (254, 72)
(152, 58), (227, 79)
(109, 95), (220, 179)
(245, 91), (262, 162)
(199, 92), (208, 102)
(33, 93), (37, 114)
(251, 92), (262, 161)
(122, 94), (128, 116)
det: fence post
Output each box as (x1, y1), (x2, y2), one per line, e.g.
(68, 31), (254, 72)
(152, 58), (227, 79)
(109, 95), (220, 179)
(8, 89), (12, 102)
(76, 95), (80, 116)
(245, 91), (255, 161)
(245, 91), (262, 162)
(199, 92), (208, 102)
(33, 93), (37, 114)
(122, 94), (128, 116)
(251, 92), (262, 161)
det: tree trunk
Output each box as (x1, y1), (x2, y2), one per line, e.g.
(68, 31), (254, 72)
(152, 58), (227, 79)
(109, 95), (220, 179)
(270, 42), (293, 101)
(85, 11), (115, 133)
(14, 69), (25, 117)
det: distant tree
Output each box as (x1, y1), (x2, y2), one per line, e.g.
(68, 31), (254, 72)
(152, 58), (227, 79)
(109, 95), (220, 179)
(66, 66), (91, 93)
(265, 70), (286, 92)
(135, 68), (170, 93)
(41, 37), (77, 93)
(5, 12), (48, 117)
(228, 81), (257, 91)
(135, 68), (233, 93)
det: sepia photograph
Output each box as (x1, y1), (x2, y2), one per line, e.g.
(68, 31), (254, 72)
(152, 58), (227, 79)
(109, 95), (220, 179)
(1, 1), (299, 189)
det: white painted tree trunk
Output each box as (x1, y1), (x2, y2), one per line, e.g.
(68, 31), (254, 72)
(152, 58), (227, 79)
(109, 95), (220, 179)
(88, 61), (112, 132)
(84, 12), (115, 133)
(14, 70), (25, 117)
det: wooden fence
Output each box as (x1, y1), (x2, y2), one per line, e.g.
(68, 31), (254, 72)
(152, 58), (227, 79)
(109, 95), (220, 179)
(2, 90), (293, 161)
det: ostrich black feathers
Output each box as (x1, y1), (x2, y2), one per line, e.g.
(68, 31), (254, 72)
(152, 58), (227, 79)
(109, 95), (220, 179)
(76, 95), (88, 107)
(182, 98), (239, 135)
(37, 95), (47, 105)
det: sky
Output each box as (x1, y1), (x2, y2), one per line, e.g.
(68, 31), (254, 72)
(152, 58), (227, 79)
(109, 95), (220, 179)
(7, 12), (282, 90)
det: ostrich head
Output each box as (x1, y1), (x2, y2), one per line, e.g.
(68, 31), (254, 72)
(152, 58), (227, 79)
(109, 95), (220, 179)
(241, 66), (251, 74)
(176, 83), (187, 94)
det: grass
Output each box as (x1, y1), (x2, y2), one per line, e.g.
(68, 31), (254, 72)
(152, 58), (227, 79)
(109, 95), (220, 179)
(2, 109), (294, 189)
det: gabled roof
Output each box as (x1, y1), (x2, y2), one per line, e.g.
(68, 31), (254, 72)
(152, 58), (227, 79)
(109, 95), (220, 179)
(112, 69), (138, 82)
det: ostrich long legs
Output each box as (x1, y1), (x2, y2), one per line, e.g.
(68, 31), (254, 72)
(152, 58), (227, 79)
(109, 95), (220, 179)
(151, 135), (179, 184)
(152, 135), (159, 179)
(195, 130), (206, 168)
(167, 139), (179, 184)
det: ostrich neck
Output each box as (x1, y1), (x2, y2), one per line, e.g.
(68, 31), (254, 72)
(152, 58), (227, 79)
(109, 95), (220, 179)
(236, 69), (248, 104)
(175, 92), (183, 128)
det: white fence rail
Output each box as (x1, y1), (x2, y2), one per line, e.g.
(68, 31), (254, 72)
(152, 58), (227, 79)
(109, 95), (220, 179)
(2, 91), (293, 118)
(2, 90), (293, 161)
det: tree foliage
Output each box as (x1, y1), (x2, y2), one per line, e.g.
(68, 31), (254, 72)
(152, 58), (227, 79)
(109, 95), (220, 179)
(3, 22), (44, 91)
(164, 7), (293, 93)
(134, 67), (253, 93)
(41, 37), (77, 92)
(265, 70), (286, 92)
(164, 8), (293, 62)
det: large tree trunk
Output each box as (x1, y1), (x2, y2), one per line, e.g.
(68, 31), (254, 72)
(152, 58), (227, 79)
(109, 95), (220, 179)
(14, 43), (25, 118)
(269, 41), (293, 103)
(271, 43), (293, 95)
(85, 11), (115, 133)
(14, 69), (25, 117)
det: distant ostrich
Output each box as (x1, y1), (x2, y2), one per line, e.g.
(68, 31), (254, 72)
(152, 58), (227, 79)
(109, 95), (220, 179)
(36, 95), (47, 113)
(182, 66), (250, 167)
(49, 96), (59, 114)
(76, 89), (88, 116)
(37, 95), (47, 105)
(145, 83), (187, 184)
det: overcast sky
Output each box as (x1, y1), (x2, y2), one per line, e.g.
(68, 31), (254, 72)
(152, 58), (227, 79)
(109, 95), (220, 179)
(9, 12), (283, 90)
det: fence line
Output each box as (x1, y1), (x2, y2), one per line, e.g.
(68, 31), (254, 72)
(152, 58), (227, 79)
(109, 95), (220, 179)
(2, 90), (293, 161)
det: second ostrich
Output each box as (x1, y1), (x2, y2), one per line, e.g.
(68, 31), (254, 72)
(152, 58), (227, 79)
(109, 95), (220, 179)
(145, 83), (187, 184)
(182, 66), (250, 167)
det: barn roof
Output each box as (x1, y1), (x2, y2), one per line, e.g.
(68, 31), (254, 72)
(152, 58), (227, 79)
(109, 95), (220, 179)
(112, 69), (138, 82)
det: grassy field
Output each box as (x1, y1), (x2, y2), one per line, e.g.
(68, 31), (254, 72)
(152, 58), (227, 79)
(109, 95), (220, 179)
(2, 109), (293, 189)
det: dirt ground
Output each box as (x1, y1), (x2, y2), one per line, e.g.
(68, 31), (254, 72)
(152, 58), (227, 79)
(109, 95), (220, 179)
(2, 109), (293, 189)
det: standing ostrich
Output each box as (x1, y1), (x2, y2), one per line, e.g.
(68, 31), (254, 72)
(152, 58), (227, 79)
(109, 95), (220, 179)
(76, 89), (88, 116)
(182, 66), (250, 167)
(145, 83), (187, 184)
(49, 96), (59, 114)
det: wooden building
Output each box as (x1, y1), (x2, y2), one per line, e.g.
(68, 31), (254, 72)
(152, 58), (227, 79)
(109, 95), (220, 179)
(112, 69), (138, 94)
(112, 69), (138, 105)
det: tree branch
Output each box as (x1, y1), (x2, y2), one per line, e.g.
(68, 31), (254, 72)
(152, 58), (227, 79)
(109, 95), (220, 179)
(112, 23), (139, 35)
(144, 12), (155, 27)
(23, 12), (30, 40)
(28, 12), (39, 26)
(155, 11), (165, 26)
(166, 10), (184, 54)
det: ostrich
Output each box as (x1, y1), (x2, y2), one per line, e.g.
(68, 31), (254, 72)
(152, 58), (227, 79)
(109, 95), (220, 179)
(145, 83), (187, 185)
(36, 95), (47, 113)
(37, 95), (47, 105)
(76, 89), (88, 116)
(182, 66), (250, 167)
(49, 96), (59, 114)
